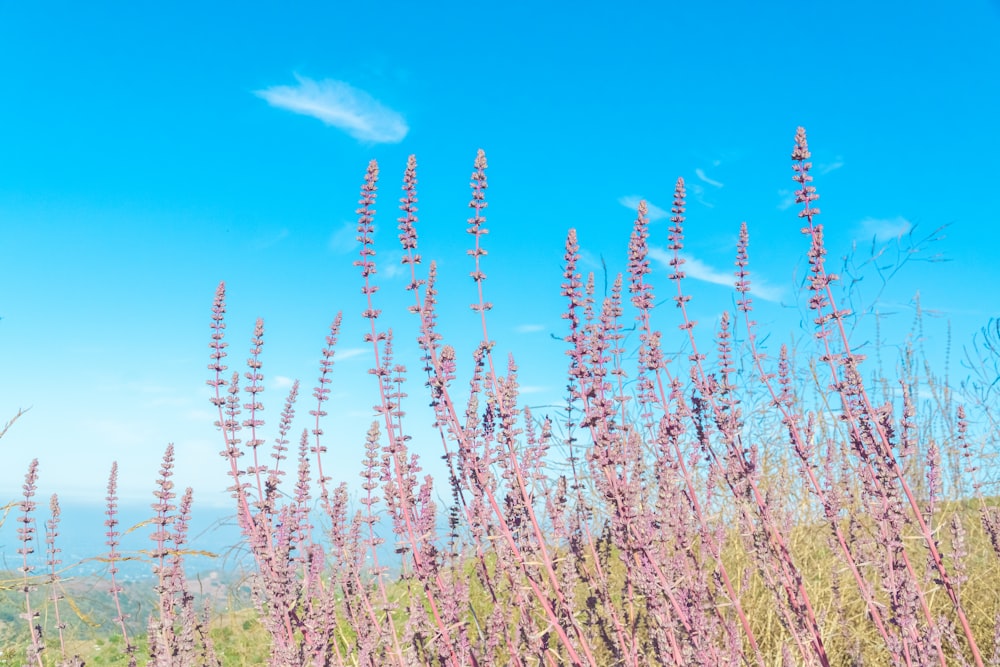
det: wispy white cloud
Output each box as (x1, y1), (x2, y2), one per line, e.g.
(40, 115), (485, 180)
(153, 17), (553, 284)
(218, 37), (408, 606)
(381, 264), (405, 279)
(252, 228), (290, 250)
(689, 183), (715, 208)
(116, 381), (196, 409)
(694, 168), (724, 188)
(618, 195), (669, 221)
(515, 324), (545, 333)
(329, 221), (357, 253)
(578, 248), (603, 271)
(335, 347), (368, 361)
(777, 189), (797, 211)
(376, 250), (406, 279)
(648, 248), (784, 302)
(82, 417), (155, 448)
(329, 224), (408, 265)
(273, 375), (296, 389)
(255, 74), (408, 144)
(183, 408), (217, 424)
(858, 216), (913, 242)
(144, 395), (194, 408)
(819, 157), (845, 174)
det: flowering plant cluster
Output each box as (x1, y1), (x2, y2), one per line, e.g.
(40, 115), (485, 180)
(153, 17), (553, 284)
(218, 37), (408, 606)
(8, 128), (1000, 666)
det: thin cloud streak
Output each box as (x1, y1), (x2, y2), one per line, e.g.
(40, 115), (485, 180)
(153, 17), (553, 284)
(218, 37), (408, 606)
(618, 195), (669, 221)
(334, 348), (368, 361)
(256, 74), (408, 144)
(252, 228), (290, 250)
(649, 248), (784, 302)
(329, 221), (358, 253)
(776, 189), (797, 211)
(689, 183), (715, 208)
(273, 375), (296, 389)
(819, 158), (845, 174)
(858, 216), (913, 242)
(695, 168), (724, 188)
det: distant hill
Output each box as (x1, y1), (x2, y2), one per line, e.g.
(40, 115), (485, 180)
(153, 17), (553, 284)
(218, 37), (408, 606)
(0, 500), (245, 580)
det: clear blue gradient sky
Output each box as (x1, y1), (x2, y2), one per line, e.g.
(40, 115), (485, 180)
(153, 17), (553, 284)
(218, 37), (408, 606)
(1, 1), (998, 507)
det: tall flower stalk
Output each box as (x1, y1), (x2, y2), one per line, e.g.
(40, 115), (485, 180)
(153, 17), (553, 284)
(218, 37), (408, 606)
(790, 126), (983, 666)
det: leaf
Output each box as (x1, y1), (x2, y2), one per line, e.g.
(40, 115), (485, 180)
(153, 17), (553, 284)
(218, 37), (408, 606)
(63, 592), (101, 628)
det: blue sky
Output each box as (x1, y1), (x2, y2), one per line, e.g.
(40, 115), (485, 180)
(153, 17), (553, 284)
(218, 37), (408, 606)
(1, 1), (998, 509)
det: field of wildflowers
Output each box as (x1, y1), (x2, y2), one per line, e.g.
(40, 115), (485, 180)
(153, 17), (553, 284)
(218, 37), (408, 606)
(4, 127), (1000, 666)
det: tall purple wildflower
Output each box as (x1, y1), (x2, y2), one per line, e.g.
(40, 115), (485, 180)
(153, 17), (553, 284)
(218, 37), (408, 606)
(663, 168), (832, 665)
(45, 493), (71, 661)
(105, 462), (137, 667)
(19, 459), (44, 667)
(793, 126), (983, 666)
(737, 219), (899, 656)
